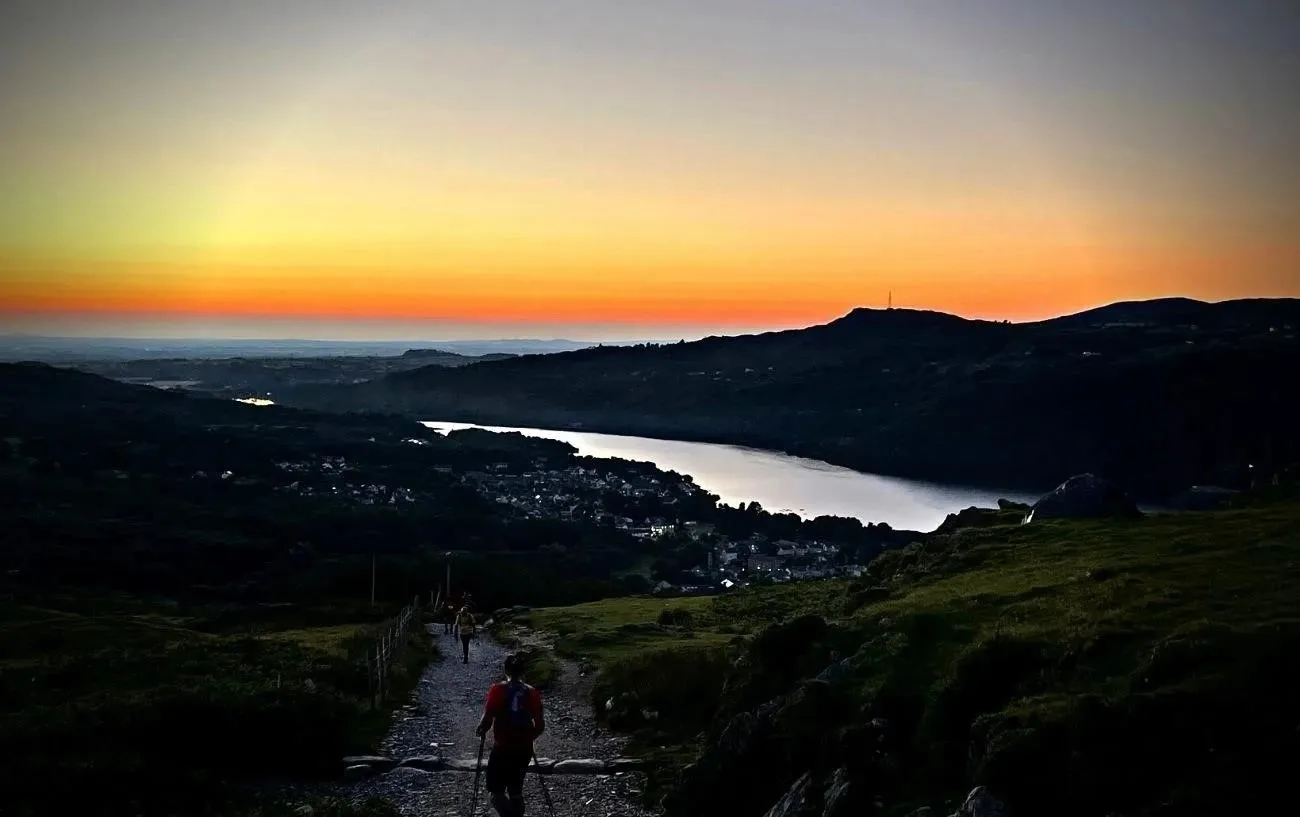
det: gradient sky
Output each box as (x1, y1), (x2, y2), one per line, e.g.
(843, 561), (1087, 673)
(2, 0), (1298, 340)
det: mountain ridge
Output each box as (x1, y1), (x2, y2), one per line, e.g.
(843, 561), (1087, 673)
(277, 297), (1300, 500)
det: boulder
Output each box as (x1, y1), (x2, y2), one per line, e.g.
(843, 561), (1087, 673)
(815, 653), (858, 685)
(343, 764), (374, 781)
(761, 772), (812, 817)
(1025, 474), (1141, 523)
(605, 690), (641, 728)
(342, 755), (396, 773)
(397, 754), (444, 772)
(948, 786), (1007, 817)
(606, 758), (645, 772)
(664, 706), (778, 816)
(444, 758), (481, 772)
(552, 758), (608, 774)
(821, 768), (857, 817)
(996, 498), (1030, 512)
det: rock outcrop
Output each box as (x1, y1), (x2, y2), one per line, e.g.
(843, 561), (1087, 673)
(1024, 473), (1141, 523)
(948, 786), (1007, 817)
(934, 506), (1008, 534)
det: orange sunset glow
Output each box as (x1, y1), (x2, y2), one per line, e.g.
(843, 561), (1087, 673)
(2, 1), (1297, 340)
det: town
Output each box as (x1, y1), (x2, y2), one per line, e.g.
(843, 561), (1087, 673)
(253, 451), (874, 593)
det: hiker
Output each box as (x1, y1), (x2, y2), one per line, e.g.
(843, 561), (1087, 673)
(456, 604), (477, 664)
(475, 653), (544, 817)
(443, 602), (456, 635)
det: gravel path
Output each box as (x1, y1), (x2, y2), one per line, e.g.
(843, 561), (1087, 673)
(341, 625), (659, 817)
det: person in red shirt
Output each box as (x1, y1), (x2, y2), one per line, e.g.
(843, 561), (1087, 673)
(476, 653), (545, 817)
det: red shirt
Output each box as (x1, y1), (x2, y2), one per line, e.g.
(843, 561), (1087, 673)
(484, 680), (544, 751)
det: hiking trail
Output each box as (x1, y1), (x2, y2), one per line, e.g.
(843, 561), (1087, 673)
(337, 623), (659, 816)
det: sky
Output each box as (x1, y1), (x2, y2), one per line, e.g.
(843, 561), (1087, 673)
(1, 0), (1298, 341)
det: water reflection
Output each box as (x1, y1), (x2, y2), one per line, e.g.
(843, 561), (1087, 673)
(423, 420), (1043, 531)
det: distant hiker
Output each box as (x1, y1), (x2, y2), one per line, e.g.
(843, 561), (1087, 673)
(476, 653), (544, 817)
(456, 605), (477, 663)
(443, 603), (456, 635)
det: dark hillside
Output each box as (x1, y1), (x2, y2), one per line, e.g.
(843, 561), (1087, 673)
(282, 298), (1300, 500)
(511, 491), (1300, 817)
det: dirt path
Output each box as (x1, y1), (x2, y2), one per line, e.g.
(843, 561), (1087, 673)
(341, 624), (658, 817)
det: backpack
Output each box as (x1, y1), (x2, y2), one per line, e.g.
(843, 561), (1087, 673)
(499, 680), (535, 732)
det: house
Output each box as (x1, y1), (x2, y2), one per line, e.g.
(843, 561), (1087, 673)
(749, 554), (783, 572)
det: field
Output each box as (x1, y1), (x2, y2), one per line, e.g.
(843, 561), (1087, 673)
(513, 493), (1300, 815)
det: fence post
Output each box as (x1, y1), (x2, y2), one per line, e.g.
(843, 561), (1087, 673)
(379, 636), (387, 706)
(367, 649), (376, 710)
(365, 602), (423, 712)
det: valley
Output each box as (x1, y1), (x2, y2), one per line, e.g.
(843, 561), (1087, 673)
(281, 298), (1300, 502)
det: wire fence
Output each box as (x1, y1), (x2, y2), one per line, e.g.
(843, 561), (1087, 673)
(366, 595), (421, 710)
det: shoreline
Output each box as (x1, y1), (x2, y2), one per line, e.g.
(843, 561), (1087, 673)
(420, 415), (1053, 532)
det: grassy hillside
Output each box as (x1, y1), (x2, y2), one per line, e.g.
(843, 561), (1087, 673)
(283, 298), (1300, 500)
(508, 494), (1300, 816)
(0, 596), (431, 817)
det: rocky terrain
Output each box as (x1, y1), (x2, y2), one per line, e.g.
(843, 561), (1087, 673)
(329, 627), (657, 816)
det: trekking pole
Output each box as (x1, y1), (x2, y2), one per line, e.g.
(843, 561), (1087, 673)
(531, 749), (557, 817)
(469, 732), (486, 816)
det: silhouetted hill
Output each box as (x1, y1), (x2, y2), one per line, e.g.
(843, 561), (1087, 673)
(1045, 296), (1300, 330)
(281, 298), (1300, 500)
(399, 348), (514, 362)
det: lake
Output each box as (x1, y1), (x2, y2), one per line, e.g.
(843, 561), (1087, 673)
(422, 420), (1044, 532)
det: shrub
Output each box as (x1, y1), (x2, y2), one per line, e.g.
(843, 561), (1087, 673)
(657, 606), (697, 628)
(592, 644), (731, 734)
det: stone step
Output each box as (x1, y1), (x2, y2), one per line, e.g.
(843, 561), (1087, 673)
(342, 754), (645, 781)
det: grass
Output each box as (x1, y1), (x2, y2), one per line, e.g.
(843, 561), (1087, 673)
(856, 505), (1300, 678)
(487, 618), (563, 691)
(515, 498), (1300, 815)
(0, 597), (434, 817)
(260, 624), (370, 658)
(511, 582), (849, 802)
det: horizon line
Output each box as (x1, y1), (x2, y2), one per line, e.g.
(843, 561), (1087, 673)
(3, 294), (1295, 345)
